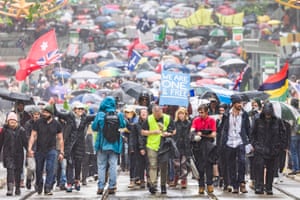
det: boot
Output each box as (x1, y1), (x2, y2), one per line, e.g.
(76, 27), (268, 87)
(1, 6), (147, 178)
(26, 179), (32, 190)
(181, 178), (187, 189)
(128, 181), (135, 188)
(207, 185), (214, 193)
(161, 185), (167, 194)
(198, 186), (205, 194)
(6, 183), (13, 196)
(15, 187), (21, 195)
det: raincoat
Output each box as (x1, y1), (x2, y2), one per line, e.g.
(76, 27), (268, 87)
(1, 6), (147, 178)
(92, 96), (126, 154)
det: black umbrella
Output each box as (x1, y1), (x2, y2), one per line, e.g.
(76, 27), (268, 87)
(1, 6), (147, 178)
(81, 64), (101, 73)
(236, 91), (270, 102)
(0, 64), (16, 76)
(120, 81), (152, 100)
(0, 90), (34, 105)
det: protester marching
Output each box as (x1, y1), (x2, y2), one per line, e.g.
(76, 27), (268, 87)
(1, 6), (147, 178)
(0, 0), (300, 199)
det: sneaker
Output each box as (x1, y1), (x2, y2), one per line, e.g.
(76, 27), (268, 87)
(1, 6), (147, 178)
(82, 179), (87, 186)
(36, 186), (43, 194)
(273, 177), (279, 184)
(232, 188), (239, 194)
(128, 181), (135, 188)
(266, 189), (273, 195)
(60, 185), (66, 190)
(66, 184), (72, 192)
(74, 181), (80, 191)
(240, 183), (248, 193)
(20, 180), (25, 188)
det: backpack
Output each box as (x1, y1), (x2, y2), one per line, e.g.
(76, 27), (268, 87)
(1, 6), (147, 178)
(103, 111), (120, 143)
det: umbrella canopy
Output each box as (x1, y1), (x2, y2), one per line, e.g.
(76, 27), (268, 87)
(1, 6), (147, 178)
(70, 89), (92, 96)
(209, 28), (227, 37)
(71, 70), (101, 80)
(136, 71), (158, 79)
(234, 91), (270, 102)
(189, 54), (207, 64)
(0, 90), (34, 105)
(272, 101), (300, 121)
(214, 77), (233, 85)
(99, 68), (121, 77)
(120, 81), (152, 100)
(0, 62), (16, 76)
(54, 70), (71, 79)
(201, 67), (227, 77)
(143, 50), (161, 57)
(106, 31), (126, 40)
(81, 64), (101, 73)
(221, 40), (239, 49)
(196, 79), (216, 85)
(70, 93), (103, 104)
(219, 58), (246, 67)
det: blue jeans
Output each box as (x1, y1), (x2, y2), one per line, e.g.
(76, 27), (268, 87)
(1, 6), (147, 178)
(97, 150), (118, 190)
(35, 149), (57, 191)
(290, 135), (300, 172)
(60, 159), (67, 186)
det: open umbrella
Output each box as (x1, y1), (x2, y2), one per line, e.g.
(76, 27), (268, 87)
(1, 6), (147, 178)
(121, 81), (152, 100)
(81, 64), (101, 73)
(209, 28), (227, 37)
(0, 90), (34, 105)
(99, 68), (121, 77)
(221, 40), (239, 49)
(70, 93), (103, 104)
(272, 101), (300, 121)
(136, 71), (157, 79)
(201, 67), (227, 77)
(219, 58), (246, 67)
(0, 62), (16, 76)
(71, 70), (101, 80)
(234, 91), (270, 101)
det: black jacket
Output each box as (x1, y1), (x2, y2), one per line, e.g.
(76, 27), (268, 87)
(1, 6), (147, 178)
(251, 114), (286, 159)
(54, 105), (95, 160)
(0, 125), (27, 169)
(173, 119), (191, 157)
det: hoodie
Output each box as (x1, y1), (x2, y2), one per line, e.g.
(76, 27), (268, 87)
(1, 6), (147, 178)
(92, 96), (126, 153)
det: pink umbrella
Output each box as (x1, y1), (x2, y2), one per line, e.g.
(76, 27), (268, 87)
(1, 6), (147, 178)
(168, 45), (181, 51)
(196, 78), (216, 85)
(82, 52), (99, 64)
(143, 50), (161, 57)
(201, 67), (227, 77)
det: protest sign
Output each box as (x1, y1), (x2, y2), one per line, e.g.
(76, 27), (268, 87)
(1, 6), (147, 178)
(159, 71), (190, 107)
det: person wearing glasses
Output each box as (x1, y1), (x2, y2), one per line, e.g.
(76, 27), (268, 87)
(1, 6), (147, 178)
(190, 104), (217, 195)
(53, 102), (95, 192)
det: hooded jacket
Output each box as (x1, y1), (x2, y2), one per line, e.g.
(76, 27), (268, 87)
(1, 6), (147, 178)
(92, 96), (126, 154)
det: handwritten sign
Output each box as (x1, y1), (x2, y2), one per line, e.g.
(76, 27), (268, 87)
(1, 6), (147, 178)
(159, 71), (190, 107)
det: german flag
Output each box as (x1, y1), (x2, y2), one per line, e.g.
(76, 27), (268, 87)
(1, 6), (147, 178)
(258, 62), (289, 101)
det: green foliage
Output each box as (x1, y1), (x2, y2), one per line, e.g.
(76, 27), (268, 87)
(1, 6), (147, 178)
(236, 3), (269, 16)
(26, 2), (41, 22)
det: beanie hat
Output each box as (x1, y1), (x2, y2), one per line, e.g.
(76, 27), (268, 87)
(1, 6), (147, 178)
(230, 94), (243, 104)
(7, 112), (18, 122)
(43, 105), (54, 115)
(254, 98), (262, 109)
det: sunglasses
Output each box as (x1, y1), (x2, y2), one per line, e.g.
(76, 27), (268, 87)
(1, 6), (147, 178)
(76, 108), (84, 110)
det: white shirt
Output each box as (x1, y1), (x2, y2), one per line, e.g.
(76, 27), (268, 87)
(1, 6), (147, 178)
(226, 108), (243, 148)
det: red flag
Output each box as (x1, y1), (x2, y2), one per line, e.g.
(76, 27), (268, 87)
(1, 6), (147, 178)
(127, 38), (140, 58)
(16, 29), (61, 81)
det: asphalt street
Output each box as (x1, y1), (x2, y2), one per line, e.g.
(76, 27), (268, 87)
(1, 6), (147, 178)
(0, 168), (300, 200)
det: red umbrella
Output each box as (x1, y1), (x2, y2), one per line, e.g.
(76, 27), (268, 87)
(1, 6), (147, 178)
(104, 29), (116, 35)
(82, 52), (99, 64)
(217, 7), (236, 15)
(168, 45), (181, 51)
(143, 50), (161, 57)
(127, 43), (149, 51)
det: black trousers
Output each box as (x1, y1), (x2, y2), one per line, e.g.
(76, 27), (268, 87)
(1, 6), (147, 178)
(66, 158), (82, 184)
(82, 153), (97, 180)
(136, 153), (148, 181)
(254, 154), (275, 191)
(7, 168), (22, 188)
(129, 151), (139, 181)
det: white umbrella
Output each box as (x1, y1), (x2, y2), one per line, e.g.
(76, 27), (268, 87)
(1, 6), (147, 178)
(219, 58), (246, 67)
(214, 77), (233, 85)
(71, 71), (101, 80)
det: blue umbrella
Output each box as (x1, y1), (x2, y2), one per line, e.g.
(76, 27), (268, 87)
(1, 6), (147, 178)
(54, 71), (71, 79)
(70, 93), (103, 104)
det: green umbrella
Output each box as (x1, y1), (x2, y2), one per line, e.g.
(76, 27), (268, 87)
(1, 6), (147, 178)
(272, 101), (300, 122)
(209, 28), (227, 37)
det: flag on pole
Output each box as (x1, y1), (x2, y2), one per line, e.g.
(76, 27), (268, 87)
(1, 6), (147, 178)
(136, 14), (153, 33)
(16, 29), (61, 81)
(155, 24), (166, 42)
(258, 62), (289, 101)
(127, 38), (140, 58)
(128, 50), (141, 71)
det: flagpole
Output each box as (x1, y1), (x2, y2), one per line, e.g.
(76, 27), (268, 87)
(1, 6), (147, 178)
(59, 62), (65, 85)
